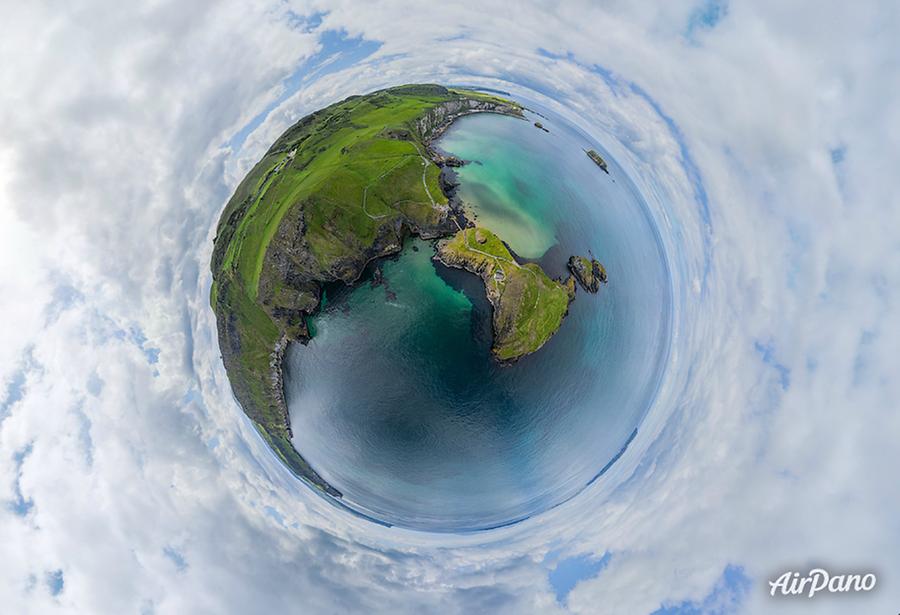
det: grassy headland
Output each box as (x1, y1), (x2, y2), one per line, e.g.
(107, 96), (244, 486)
(435, 227), (572, 362)
(210, 84), (522, 494)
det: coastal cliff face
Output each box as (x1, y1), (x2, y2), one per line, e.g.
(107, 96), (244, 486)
(210, 85), (526, 496)
(415, 98), (523, 142)
(254, 92), (524, 342)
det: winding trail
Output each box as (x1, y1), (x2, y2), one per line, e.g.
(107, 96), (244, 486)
(411, 142), (439, 209)
(362, 142), (446, 220)
(361, 156), (413, 219)
(456, 228), (544, 309)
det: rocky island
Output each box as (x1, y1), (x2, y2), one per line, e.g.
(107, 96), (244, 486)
(568, 255), (608, 293)
(586, 148), (609, 173)
(210, 84), (606, 495)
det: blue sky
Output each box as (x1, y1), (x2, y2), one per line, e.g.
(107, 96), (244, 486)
(548, 552), (611, 605)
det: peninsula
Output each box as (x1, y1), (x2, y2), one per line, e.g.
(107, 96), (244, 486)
(436, 227), (572, 361)
(210, 84), (606, 494)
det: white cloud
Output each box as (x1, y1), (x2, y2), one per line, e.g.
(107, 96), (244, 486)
(1, 0), (898, 613)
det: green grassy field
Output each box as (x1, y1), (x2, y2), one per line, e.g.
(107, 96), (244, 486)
(210, 84), (522, 493)
(436, 227), (572, 361)
(221, 93), (444, 298)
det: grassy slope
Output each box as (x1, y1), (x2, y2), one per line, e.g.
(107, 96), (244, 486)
(210, 84), (521, 491)
(223, 94), (445, 297)
(437, 227), (571, 361)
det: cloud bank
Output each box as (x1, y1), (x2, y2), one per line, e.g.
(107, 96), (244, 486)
(1, 1), (898, 613)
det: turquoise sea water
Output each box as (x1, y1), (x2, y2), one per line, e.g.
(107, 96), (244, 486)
(285, 109), (671, 531)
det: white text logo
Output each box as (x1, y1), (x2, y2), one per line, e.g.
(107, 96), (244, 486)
(769, 568), (876, 598)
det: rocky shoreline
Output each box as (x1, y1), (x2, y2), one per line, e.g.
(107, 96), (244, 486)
(277, 99), (523, 336)
(260, 100), (526, 496)
(215, 82), (615, 502)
